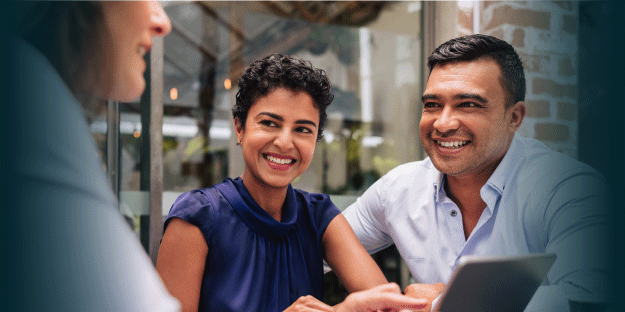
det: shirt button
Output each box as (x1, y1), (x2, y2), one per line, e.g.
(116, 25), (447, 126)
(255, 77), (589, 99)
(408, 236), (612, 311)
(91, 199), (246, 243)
(451, 210), (457, 217)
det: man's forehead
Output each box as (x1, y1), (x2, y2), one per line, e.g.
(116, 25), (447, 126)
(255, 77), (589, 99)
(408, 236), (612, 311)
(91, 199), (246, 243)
(425, 59), (503, 91)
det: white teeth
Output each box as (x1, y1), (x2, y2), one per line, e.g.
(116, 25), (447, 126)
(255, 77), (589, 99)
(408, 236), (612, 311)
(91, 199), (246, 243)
(266, 155), (294, 165)
(437, 140), (469, 148)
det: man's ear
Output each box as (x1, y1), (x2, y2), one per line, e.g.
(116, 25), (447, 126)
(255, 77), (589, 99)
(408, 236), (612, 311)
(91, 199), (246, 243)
(507, 101), (526, 132)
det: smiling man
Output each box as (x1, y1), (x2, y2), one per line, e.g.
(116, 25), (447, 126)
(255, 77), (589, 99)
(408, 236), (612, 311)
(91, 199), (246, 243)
(343, 34), (612, 311)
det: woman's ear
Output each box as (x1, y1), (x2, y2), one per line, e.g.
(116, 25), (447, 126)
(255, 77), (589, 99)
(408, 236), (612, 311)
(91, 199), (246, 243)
(507, 101), (526, 132)
(234, 117), (243, 144)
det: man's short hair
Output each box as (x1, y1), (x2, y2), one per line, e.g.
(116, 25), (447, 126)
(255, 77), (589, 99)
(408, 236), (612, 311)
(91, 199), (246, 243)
(428, 34), (526, 107)
(233, 53), (333, 141)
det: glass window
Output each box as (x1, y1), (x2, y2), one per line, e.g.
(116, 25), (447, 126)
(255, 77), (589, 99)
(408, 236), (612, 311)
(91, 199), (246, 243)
(161, 1), (423, 201)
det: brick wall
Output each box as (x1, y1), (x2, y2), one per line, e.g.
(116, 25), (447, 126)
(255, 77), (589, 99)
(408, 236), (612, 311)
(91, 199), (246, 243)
(457, 1), (579, 158)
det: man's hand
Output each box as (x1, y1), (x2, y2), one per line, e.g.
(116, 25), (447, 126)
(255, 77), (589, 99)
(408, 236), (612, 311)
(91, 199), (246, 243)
(335, 283), (427, 312)
(404, 283), (446, 311)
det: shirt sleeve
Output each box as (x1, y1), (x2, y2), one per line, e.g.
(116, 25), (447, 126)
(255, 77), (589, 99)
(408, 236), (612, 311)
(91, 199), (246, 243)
(342, 174), (395, 254)
(528, 168), (613, 309)
(306, 193), (341, 242)
(165, 189), (216, 247)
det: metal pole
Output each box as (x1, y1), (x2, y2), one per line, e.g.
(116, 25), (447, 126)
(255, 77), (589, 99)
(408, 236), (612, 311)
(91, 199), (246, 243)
(148, 36), (165, 265)
(106, 100), (120, 201)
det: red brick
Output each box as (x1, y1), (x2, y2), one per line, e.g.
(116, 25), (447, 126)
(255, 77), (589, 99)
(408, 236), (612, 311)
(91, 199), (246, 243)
(483, 1), (499, 9)
(526, 100), (550, 118)
(518, 53), (551, 74)
(563, 14), (577, 35)
(511, 28), (525, 47)
(558, 57), (575, 77)
(532, 78), (577, 99)
(459, 10), (473, 32)
(487, 29), (505, 41)
(551, 1), (572, 11)
(534, 123), (570, 141)
(484, 5), (551, 31)
(557, 101), (577, 121)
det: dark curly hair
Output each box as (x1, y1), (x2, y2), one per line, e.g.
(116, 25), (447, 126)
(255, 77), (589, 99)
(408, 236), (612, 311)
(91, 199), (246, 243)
(428, 34), (525, 107)
(233, 53), (334, 141)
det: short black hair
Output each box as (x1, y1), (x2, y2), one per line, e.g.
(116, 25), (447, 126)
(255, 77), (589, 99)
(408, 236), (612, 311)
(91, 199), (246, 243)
(428, 34), (526, 106)
(233, 53), (333, 141)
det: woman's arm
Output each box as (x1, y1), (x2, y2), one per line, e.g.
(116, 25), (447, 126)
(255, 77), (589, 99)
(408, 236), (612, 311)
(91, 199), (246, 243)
(322, 214), (388, 293)
(156, 218), (208, 312)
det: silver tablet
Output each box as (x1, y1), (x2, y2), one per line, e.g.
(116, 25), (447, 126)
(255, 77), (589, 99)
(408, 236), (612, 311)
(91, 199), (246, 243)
(435, 253), (556, 312)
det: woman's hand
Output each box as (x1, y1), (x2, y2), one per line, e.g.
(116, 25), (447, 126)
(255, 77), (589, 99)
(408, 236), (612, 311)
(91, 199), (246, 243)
(335, 283), (428, 312)
(283, 295), (333, 312)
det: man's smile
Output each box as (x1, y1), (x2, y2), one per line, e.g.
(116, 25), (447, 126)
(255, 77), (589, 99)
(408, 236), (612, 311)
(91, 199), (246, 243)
(434, 140), (471, 148)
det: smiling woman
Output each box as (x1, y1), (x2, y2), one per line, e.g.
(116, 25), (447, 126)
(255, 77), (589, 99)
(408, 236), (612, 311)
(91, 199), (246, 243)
(156, 54), (425, 312)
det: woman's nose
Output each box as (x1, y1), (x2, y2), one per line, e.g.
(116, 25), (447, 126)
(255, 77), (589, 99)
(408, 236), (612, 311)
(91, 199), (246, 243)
(274, 130), (295, 151)
(150, 1), (172, 36)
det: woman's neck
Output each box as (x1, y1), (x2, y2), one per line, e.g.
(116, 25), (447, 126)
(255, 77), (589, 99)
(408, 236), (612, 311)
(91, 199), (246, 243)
(240, 173), (287, 222)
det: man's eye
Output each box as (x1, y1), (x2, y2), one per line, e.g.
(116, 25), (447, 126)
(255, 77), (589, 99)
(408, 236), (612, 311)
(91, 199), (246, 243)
(459, 102), (478, 108)
(423, 102), (439, 109)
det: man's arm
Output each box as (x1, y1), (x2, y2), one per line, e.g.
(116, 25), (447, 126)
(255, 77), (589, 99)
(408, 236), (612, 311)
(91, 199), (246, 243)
(342, 177), (395, 254)
(527, 171), (613, 311)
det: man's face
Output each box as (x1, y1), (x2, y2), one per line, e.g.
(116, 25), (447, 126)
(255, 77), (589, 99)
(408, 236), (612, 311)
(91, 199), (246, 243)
(420, 58), (524, 178)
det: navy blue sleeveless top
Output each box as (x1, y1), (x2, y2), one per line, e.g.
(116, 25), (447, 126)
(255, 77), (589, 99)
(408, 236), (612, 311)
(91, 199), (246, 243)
(165, 178), (340, 311)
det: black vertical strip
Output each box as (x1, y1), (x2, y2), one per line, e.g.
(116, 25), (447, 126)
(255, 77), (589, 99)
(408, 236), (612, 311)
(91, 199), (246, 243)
(140, 52), (151, 253)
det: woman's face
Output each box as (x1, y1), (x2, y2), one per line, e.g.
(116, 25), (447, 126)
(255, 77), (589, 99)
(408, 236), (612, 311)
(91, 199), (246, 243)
(236, 88), (320, 190)
(100, 1), (171, 101)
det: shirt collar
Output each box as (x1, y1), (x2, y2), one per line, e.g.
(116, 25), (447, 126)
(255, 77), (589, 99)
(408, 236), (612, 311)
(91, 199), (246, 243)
(485, 133), (523, 195)
(431, 133), (523, 206)
(433, 170), (446, 203)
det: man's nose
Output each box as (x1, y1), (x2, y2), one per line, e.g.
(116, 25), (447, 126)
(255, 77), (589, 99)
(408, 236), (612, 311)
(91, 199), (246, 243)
(432, 107), (460, 133)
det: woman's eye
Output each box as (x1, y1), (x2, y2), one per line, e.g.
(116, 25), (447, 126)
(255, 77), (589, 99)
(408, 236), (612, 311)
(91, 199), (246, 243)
(297, 127), (313, 134)
(260, 120), (277, 127)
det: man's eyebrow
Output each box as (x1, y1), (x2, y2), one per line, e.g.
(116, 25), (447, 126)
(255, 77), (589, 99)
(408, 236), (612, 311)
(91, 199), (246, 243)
(421, 94), (439, 102)
(454, 93), (488, 103)
(258, 112), (318, 128)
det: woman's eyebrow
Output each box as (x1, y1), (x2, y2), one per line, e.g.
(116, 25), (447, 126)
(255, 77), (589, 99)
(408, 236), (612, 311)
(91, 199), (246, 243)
(296, 119), (317, 128)
(258, 112), (283, 121)
(258, 112), (317, 128)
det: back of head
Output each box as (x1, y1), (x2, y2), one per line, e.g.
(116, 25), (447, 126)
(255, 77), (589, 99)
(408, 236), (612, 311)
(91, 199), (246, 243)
(233, 53), (334, 141)
(428, 34), (526, 106)
(11, 1), (107, 111)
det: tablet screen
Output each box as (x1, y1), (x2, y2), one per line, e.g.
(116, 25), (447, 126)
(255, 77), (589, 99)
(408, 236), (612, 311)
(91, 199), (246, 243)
(435, 253), (556, 312)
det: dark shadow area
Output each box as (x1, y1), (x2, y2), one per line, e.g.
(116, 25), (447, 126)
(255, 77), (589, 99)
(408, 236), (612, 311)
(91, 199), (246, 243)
(578, 1), (625, 310)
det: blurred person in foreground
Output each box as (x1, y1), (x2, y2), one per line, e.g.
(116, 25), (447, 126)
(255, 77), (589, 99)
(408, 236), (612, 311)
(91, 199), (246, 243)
(343, 34), (613, 311)
(7, 1), (180, 311)
(156, 53), (426, 312)
(7, 2), (425, 311)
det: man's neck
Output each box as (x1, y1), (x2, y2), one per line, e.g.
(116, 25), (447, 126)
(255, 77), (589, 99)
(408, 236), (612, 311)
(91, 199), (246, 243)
(444, 165), (498, 239)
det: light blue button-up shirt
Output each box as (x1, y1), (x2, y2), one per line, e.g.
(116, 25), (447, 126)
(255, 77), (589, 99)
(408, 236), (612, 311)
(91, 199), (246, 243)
(344, 134), (612, 311)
